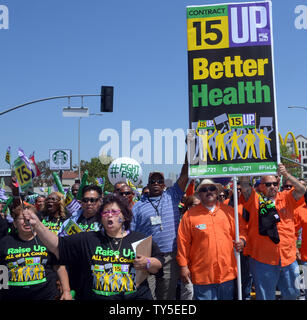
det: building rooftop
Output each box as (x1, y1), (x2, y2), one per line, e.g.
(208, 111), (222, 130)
(62, 171), (79, 179)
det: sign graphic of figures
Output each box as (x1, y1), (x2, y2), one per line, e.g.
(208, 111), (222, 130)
(187, 1), (279, 177)
(49, 149), (72, 170)
(108, 157), (142, 186)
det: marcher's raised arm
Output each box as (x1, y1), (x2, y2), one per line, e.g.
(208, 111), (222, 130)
(239, 176), (252, 201)
(177, 153), (189, 192)
(278, 163), (306, 201)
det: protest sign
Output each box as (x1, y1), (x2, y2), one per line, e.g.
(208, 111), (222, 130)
(64, 190), (82, 215)
(14, 157), (32, 192)
(187, 1), (279, 178)
(63, 219), (83, 236)
(108, 157), (142, 186)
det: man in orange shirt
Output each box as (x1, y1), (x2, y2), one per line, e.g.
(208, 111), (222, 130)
(293, 180), (307, 299)
(176, 179), (246, 300)
(239, 164), (305, 300)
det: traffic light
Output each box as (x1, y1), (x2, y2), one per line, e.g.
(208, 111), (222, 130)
(100, 86), (114, 112)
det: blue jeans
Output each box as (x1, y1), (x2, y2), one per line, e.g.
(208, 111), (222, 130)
(241, 254), (253, 300)
(193, 280), (235, 300)
(249, 257), (300, 300)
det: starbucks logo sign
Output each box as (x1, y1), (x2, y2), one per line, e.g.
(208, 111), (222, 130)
(49, 149), (71, 170)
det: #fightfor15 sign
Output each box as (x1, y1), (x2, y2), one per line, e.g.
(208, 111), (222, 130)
(186, 1), (280, 178)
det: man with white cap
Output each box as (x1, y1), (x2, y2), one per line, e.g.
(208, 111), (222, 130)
(176, 178), (247, 300)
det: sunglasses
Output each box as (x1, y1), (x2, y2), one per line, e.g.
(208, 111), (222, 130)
(283, 184), (293, 189)
(101, 209), (121, 217)
(149, 179), (164, 185)
(263, 182), (278, 187)
(198, 185), (217, 193)
(82, 197), (100, 203)
(120, 191), (132, 196)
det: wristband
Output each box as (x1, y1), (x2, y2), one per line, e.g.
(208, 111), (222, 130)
(146, 258), (151, 270)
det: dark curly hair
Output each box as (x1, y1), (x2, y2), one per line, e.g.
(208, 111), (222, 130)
(101, 194), (132, 230)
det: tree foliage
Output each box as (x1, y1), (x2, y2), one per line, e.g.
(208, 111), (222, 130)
(32, 158), (114, 192)
(80, 157), (114, 192)
(280, 145), (302, 178)
(32, 160), (53, 187)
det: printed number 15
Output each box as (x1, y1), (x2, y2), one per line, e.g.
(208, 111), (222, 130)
(193, 20), (223, 46)
(16, 165), (31, 184)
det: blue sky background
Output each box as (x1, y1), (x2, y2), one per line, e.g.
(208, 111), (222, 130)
(0, 0), (306, 184)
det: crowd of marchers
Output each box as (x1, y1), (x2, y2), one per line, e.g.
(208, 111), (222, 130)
(1, 156), (307, 300)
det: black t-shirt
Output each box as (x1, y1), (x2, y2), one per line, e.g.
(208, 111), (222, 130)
(39, 213), (68, 234)
(0, 233), (59, 300)
(62, 213), (101, 296)
(0, 216), (8, 239)
(58, 230), (164, 300)
(76, 213), (101, 232)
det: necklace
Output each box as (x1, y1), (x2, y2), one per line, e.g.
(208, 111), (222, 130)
(107, 232), (124, 259)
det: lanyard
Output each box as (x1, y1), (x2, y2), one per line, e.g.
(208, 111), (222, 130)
(148, 195), (163, 216)
(148, 195), (163, 231)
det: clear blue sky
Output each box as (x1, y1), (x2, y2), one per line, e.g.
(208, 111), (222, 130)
(0, 0), (306, 184)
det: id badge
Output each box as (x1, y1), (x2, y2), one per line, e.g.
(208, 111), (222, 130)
(150, 216), (162, 226)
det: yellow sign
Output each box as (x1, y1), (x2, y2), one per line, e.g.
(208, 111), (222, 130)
(187, 16), (229, 51)
(64, 219), (83, 235)
(14, 158), (32, 191)
(229, 115), (243, 128)
(278, 132), (299, 157)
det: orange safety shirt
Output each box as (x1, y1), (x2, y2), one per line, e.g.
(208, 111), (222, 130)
(176, 202), (247, 285)
(241, 188), (304, 267)
(294, 203), (307, 262)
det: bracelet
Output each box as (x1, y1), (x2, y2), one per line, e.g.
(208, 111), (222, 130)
(146, 258), (151, 270)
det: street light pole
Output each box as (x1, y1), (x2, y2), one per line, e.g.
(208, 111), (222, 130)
(288, 106), (307, 111)
(0, 94), (102, 116)
(77, 113), (103, 180)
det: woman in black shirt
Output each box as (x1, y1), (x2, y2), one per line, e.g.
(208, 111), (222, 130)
(0, 204), (71, 300)
(39, 192), (69, 234)
(24, 194), (164, 300)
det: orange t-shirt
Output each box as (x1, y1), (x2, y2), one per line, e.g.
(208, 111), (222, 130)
(294, 203), (307, 261)
(241, 188), (304, 267)
(176, 202), (247, 285)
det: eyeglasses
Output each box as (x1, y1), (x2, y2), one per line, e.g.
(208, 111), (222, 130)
(82, 197), (100, 203)
(219, 194), (226, 198)
(263, 182), (278, 187)
(149, 179), (164, 185)
(283, 184), (293, 189)
(101, 209), (121, 217)
(198, 186), (217, 193)
(119, 191), (132, 196)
